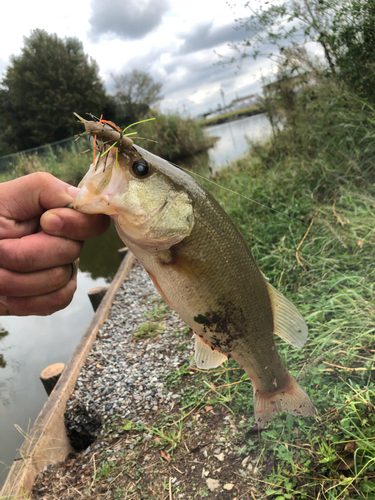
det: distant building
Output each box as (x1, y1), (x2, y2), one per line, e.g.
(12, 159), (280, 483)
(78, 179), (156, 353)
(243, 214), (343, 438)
(199, 93), (258, 121)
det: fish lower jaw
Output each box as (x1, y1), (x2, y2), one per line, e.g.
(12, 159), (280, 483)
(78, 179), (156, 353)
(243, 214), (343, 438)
(71, 194), (118, 216)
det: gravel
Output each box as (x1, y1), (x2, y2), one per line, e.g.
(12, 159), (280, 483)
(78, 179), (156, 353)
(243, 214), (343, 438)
(65, 260), (193, 446)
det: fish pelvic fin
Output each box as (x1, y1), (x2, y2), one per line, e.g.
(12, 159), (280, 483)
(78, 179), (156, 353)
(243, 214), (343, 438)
(253, 371), (315, 427)
(194, 334), (228, 369)
(266, 282), (308, 349)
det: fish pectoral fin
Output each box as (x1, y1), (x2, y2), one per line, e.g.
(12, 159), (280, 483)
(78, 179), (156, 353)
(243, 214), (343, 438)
(194, 334), (228, 369)
(266, 282), (308, 349)
(253, 372), (316, 427)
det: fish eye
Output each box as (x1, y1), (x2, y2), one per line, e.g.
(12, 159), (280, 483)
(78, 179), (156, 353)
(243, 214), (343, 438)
(132, 159), (149, 177)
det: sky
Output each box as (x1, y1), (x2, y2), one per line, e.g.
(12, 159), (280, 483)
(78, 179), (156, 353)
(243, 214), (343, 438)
(0, 0), (278, 117)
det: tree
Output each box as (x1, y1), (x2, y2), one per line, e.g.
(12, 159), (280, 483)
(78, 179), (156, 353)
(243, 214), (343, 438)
(111, 70), (163, 126)
(226, 0), (375, 102)
(329, 0), (375, 104)
(224, 0), (339, 72)
(0, 29), (107, 151)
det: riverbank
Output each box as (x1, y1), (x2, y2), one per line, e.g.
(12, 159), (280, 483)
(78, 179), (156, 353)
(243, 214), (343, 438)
(198, 106), (263, 127)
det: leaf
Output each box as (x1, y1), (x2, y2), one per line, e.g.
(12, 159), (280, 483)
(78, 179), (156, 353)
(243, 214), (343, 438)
(345, 441), (358, 453)
(161, 450), (171, 461)
(205, 406), (213, 412)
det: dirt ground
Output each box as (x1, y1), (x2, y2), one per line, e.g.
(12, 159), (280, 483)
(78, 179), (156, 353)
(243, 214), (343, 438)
(32, 392), (270, 500)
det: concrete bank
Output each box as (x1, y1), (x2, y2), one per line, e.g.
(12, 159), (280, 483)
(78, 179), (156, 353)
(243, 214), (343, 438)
(1, 251), (135, 499)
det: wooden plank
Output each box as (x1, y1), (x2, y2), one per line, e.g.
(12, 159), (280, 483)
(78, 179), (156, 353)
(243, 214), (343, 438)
(1, 251), (135, 499)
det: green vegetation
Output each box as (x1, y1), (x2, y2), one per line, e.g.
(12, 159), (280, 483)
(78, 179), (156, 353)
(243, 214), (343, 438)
(134, 110), (217, 161)
(111, 69), (163, 126)
(0, 145), (91, 186)
(146, 304), (170, 322)
(134, 322), (164, 340)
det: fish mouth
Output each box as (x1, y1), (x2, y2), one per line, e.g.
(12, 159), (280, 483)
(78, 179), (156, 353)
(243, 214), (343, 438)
(68, 187), (118, 216)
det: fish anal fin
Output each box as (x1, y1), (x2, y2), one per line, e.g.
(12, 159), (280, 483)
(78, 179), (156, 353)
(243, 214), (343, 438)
(266, 282), (308, 349)
(194, 334), (227, 369)
(253, 371), (315, 427)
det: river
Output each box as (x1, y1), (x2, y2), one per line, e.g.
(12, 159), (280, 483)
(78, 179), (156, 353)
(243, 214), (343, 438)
(0, 113), (272, 487)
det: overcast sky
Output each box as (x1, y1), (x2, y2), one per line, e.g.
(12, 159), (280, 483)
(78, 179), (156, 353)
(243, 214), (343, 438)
(0, 0), (278, 117)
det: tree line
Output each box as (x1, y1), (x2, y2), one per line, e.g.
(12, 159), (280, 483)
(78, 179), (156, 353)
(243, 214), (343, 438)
(0, 29), (163, 156)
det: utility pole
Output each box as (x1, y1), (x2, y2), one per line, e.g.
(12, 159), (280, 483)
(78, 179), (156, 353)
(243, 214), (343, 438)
(220, 88), (226, 110)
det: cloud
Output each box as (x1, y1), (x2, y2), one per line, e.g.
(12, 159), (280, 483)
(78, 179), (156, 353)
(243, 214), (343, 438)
(88, 0), (171, 42)
(103, 18), (276, 116)
(178, 21), (249, 56)
(0, 58), (8, 79)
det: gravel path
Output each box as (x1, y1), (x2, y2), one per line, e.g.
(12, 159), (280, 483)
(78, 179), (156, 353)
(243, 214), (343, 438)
(64, 260), (193, 448)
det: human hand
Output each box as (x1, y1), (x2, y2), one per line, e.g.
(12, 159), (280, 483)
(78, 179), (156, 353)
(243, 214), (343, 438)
(0, 172), (110, 316)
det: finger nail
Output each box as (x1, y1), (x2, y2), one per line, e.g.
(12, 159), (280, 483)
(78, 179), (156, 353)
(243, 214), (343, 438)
(69, 261), (78, 281)
(42, 213), (62, 234)
(68, 186), (79, 198)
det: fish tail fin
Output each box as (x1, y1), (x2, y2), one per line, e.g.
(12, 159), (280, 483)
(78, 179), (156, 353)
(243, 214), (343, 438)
(253, 372), (315, 427)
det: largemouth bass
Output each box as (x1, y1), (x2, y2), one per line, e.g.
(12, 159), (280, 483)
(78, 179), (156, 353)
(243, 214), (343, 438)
(70, 117), (315, 426)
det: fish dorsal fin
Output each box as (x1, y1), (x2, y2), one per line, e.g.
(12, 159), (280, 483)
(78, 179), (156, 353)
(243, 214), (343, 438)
(193, 334), (227, 369)
(266, 282), (308, 349)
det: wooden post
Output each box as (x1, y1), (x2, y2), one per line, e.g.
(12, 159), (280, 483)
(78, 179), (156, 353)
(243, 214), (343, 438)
(118, 247), (129, 260)
(40, 363), (65, 396)
(88, 286), (109, 311)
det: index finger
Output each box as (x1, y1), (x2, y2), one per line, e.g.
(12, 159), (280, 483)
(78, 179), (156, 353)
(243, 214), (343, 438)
(0, 172), (78, 221)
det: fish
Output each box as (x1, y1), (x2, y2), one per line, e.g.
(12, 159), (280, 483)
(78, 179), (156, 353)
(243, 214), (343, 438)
(70, 116), (315, 426)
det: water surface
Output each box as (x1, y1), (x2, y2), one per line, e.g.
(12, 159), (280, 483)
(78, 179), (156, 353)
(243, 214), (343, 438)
(205, 113), (272, 171)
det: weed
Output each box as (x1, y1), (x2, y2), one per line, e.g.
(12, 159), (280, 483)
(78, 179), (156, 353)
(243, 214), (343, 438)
(96, 459), (119, 482)
(114, 487), (126, 500)
(177, 342), (187, 352)
(149, 419), (184, 452)
(146, 304), (170, 321)
(134, 322), (164, 340)
(120, 419), (138, 432)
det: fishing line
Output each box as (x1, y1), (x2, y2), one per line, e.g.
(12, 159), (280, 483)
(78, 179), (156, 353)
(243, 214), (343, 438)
(174, 164), (311, 228)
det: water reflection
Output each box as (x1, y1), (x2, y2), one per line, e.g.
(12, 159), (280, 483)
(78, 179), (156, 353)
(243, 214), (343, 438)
(0, 267), (116, 487)
(204, 114), (272, 171)
(0, 328), (8, 369)
(79, 222), (124, 283)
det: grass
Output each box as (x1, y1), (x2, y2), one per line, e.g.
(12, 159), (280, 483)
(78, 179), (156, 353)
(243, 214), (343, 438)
(146, 304), (170, 322)
(0, 144), (90, 186)
(134, 322), (164, 340)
